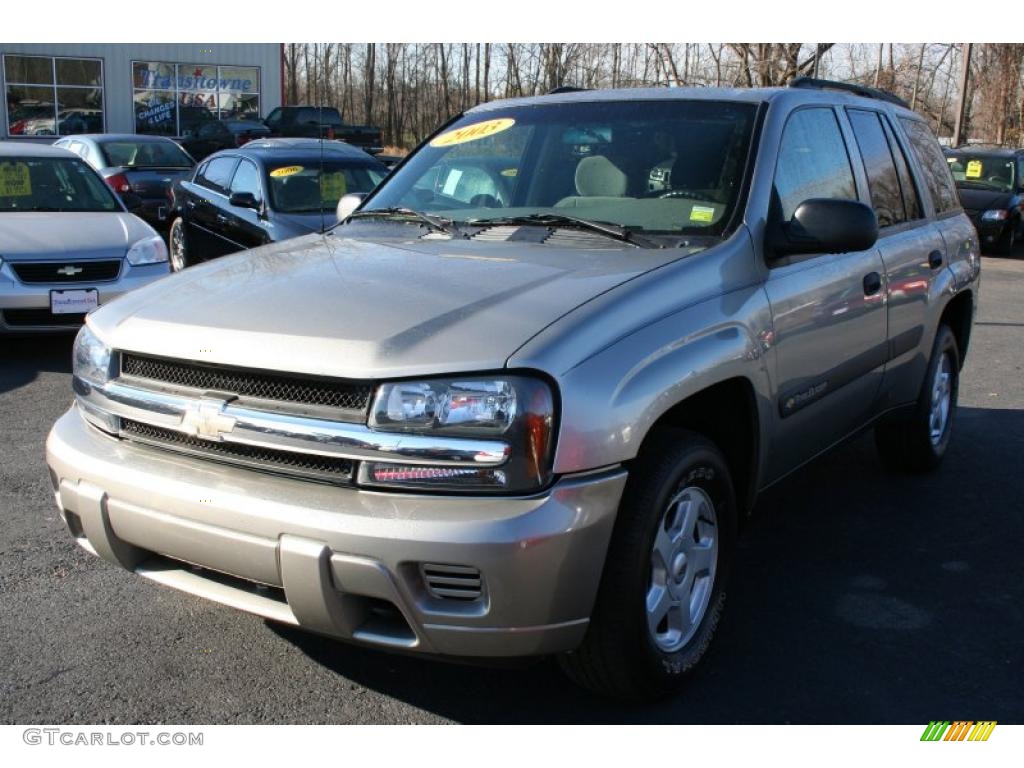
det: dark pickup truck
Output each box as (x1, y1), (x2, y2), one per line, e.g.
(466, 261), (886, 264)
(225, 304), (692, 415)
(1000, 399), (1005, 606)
(264, 106), (382, 154)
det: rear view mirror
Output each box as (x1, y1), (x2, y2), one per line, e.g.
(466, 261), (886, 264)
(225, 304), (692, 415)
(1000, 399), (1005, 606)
(336, 192), (367, 222)
(768, 198), (878, 257)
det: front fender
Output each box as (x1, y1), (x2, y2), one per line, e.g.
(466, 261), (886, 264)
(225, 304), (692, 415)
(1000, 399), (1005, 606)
(546, 286), (774, 476)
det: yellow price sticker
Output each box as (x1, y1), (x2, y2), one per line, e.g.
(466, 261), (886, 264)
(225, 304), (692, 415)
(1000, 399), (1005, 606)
(430, 118), (516, 148)
(270, 165), (304, 178)
(320, 171), (347, 202)
(0, 162), (32, 197)
(689, 205), (716, 223)
(500, 168), (518, 177)
(965, 160), (983, 179)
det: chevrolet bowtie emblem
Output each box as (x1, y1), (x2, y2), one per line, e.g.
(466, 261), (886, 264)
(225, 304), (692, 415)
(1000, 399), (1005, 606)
(180, 396), (237, 441)
(56, 265), (83, 276)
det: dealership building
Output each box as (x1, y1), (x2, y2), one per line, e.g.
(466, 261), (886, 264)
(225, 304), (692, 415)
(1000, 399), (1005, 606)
(0, 43), (282, 140)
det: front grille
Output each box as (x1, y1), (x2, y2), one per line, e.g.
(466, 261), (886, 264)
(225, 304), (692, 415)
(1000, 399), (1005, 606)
(2, 309), (85, 327)
(120, 353), (373, 414)
(121, 419), (355, 485)
(420, 563), (483, 601)
(12, 260), (121, 284)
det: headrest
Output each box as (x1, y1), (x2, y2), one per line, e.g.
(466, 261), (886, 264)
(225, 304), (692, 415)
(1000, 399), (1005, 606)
(575, 155), (628, 197)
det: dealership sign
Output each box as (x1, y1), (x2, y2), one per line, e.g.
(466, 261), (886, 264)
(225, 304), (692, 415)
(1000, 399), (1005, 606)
(138, 68), (253, 93)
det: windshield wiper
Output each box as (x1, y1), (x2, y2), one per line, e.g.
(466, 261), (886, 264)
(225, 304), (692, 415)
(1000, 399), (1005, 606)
(465, 213), (659, 248)
(348, 207), (466, 238)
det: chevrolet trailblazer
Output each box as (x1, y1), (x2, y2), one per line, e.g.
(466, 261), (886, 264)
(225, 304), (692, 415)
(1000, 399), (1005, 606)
(46, 78), (979, 700)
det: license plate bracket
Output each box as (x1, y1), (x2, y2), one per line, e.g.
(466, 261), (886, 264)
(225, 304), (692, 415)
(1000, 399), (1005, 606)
(50, 288), (99, 315)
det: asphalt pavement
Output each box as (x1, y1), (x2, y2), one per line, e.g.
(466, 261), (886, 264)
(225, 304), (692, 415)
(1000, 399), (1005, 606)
(1, 256), (1022, 724)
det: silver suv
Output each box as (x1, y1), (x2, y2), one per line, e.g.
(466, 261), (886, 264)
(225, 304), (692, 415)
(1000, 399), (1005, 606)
(46, 80), (980, 700)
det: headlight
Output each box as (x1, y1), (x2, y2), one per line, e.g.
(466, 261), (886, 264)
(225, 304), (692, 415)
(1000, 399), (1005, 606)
(126, 235), (168, 266)
(364, 375), (556, 493)
(72, 324), (112, 388)
(981, 209), (1009, 222)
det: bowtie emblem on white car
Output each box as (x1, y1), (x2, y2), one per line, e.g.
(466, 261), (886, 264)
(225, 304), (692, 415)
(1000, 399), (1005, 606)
(56, 265), (83, 276)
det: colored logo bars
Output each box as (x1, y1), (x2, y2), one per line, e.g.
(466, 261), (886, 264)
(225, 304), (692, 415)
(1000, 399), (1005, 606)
(920, 721), (997, 741)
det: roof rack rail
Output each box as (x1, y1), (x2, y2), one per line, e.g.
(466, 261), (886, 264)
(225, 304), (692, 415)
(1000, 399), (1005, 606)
(546, 86), (591, 95)
(789, 76), (910, 109)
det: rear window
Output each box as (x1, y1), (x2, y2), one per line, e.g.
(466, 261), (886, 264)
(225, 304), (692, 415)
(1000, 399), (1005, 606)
(101, 140), (193, 168)
(295, 108), (343, 126)
(899, 118), (960, 214)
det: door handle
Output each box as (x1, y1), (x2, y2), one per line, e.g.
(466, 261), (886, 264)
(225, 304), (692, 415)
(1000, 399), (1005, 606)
(928, 249), (944, 269)
(185, 200), (196, 209)
(863, 271), (882, 296)
(215, 213), (228, 224)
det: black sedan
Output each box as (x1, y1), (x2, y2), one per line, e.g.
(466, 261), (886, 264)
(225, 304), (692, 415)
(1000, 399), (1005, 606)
(179, 119), (271, 161)
(168, 138), (387, 271)
(945, 146), (1024, 255)
(53, 134), (195, 231)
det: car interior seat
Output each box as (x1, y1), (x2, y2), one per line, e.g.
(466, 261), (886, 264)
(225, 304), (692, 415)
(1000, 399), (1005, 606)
(556, 154), (634, 208)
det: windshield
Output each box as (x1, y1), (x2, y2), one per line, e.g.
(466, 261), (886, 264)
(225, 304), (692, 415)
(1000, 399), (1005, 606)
(363, 100), (757, 235)
(267, 160), (385, 213)
(946, 153), (1016, 192)
(0, 157), (120, 212)
(101, 140), (194, 168)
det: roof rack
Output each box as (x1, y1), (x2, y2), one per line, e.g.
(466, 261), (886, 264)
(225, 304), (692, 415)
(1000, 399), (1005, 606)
(789, 76), (910, 109)
(546, 86), (591, 95)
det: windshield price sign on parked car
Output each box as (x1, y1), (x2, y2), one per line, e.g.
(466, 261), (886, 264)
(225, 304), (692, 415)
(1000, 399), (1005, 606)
(0, 162), (32, 196)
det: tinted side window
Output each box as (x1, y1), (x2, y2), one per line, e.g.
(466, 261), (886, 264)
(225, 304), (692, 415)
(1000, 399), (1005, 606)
(774, 108), (857, 220)
(847, 109), (905, 228)
(196, 157), (238, 193)
(880, 116), (922, 221)
(230, 159), (262, 202)
(899, 118), (959, 214)
(265, 108), (281, 127)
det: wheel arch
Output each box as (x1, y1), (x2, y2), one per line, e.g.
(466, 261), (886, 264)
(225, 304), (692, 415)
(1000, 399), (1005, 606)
(939, 289), (974, 368)
(636, 376), (762, 519)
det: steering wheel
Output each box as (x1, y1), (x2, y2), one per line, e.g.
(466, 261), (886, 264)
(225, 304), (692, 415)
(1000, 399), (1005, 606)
(656, 188), (702, 200)
(469, 193), (503, 208)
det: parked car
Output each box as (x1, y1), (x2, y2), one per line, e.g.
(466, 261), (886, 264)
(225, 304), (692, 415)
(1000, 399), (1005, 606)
(22, 108), (104, 136)
(944, 146), (1024, 255)
(178, 119), (271, 162)
(46, 80), (979, 700)
(0, 142), (169, 333)
(167, 138), (386, 270)
(263, 106), (382, 154)
(54, 134), (195, 231)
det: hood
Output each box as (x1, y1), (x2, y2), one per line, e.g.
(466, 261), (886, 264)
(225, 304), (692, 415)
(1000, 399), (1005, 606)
(0, 212), (156, 261)
(272, 211), (332, 238)
(89, 229), (685, 379)
(955, 186), (1014, 212)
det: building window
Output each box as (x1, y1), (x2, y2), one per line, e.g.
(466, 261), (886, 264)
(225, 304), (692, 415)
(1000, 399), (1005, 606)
(4, 54), (104, 137)
(132, 62), (260, 137)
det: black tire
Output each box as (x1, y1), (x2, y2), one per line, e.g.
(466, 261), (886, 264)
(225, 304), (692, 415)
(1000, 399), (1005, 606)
(875, 324), (960, 472)
(559, 429), (737, 701)
(168, 217), (190, 272)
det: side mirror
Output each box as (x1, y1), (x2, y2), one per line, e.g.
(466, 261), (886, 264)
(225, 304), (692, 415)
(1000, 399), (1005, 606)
(336, 192), (367, 222)
(768, 198), (878, 258)
(229, 191), (259, 210)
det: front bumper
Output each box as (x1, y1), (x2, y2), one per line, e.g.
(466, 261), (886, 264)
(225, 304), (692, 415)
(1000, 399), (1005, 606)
(0, 262), (169, 334)
(46, 406), (626, 657)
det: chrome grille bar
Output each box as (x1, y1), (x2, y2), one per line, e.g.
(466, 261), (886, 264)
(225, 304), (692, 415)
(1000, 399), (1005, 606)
(75, 377), (511, 468)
